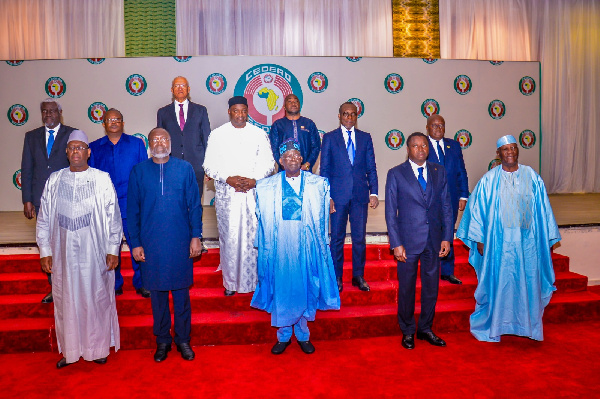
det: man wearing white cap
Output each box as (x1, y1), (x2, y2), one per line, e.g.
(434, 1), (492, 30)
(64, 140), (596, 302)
(457, 135), (561, 342)
(37, 130), (123, 368)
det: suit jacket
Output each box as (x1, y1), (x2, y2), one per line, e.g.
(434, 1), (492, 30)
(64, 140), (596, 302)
(427, 137), (469, 217)
(156, 101), (211, 185)
(385, 161), (453, 254)
(21, 124), (75, 207)
(320, 127), (378, 205)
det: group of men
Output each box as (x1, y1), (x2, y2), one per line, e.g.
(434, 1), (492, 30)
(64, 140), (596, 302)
(23, 74), (560, 367)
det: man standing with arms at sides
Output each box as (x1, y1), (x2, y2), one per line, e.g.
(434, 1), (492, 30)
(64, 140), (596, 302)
(385, 132), (453, 350)
(89, 108), (149, 298)
(21, 98), (75, 304)
(320, 102), (378, 293)
(203, 96), (275, 296)
(37, 130), (122, 368)
(457, 135), (560, 342)
(269, 94), (321, 172)
(128, 128), (203, 362)
(425, 114), (469, 285)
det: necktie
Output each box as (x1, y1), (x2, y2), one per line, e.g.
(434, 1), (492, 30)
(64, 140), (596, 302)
(47, 130), (55, 158)
(437, 140), (445, 165)
(418, 167), (427, 191)
(346, 131), (355, 165)
(179, 104), (185, 131)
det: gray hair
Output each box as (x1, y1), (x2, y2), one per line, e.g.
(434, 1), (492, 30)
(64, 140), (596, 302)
(40, 98), (62, 111)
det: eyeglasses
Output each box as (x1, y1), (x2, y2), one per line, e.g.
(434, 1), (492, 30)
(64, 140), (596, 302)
(105, 118), (122, 123)
(342, 112), (357, 118)
(151, 137), (170, 143)
(67, 146), (89, 152)
(429, 124), (445, 129)
(173, 84), (188, 88)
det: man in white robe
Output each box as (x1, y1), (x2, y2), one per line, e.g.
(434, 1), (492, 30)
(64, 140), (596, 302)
(37, 130), (122, 368)
(204, 96), (275, 295)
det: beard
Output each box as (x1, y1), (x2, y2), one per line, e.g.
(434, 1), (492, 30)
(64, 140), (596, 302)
(150, 144), (171, 159)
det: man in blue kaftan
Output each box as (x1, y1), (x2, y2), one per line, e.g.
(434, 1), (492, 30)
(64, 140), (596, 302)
(251, 140), (340, 355)
(456, 135), (560, 342)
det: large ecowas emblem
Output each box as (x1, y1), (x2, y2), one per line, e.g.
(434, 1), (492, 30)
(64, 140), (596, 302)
(454, 75), (472, 95)
(88, 102), (108, 124)
(206, 73), (227, 95)
(385, 130), (405, 150)
(7, 104), (28, 126)
(519, 130), (536, 149)
(126, 74), (147, 96)
(488, 100), (506, 120)
(384, 74), (404, 94)
(234, 64), (303, 130)
(45, 77), (66, 98)
(519, 76), (536, 96)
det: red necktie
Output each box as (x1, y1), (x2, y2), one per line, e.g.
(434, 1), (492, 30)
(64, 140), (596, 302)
(179, 104), (185, 131)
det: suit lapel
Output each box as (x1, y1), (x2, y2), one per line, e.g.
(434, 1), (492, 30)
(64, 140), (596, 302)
(334, 128), (352, 168)
(184, 102), (196, 132)
(48, 126), (66, 159)
(425, 163), (435, 204)
(400, 162), (426, 204)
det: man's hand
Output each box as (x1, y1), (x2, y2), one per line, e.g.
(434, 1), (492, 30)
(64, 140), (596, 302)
(393, 246), (406, 263)
(439, 241), (450, 257)
(301, 162), (311, 171)
(40, 256), (53, 274)
(24, 202), (36, 219)
(477, 242), (484, 256)
(458, 199), (467, 211)
(239, 177), (256, 191)
(190, 237), (202, 259)
(132, 246), (146, 262)
(330, 199), (336, 214)
(205, 175), (213, 182)
(106, 254), (119, 270)
(226, 176), (256, 192)
(369, 196), (379, 209)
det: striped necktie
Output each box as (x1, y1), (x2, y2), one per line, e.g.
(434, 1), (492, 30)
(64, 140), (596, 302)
(346, 131), (355, 165)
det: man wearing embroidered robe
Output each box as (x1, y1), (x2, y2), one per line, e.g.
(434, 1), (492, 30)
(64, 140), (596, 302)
(203, 96), (275, 296)
(37, 130), (122, 368)
(252, 140), (340, 355)
(457, 135), (560, 342)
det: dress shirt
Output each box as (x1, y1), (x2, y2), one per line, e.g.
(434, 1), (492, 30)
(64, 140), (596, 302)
(285, 174), (302, 195)
(409, 159), (428, 182)
(428, 136), (444, 160)
(174, 99), (189, 122)
(46, 124), (61, 146)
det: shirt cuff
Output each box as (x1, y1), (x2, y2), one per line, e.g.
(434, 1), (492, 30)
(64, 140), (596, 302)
(459, 197), (468, 201)
(107, 244), (120, 256)
(370, 194), (378, 198)
(39, 246), (52, 258)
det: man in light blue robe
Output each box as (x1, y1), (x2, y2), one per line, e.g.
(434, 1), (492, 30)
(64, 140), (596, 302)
(251, 140), (340, 355)
(457, 135), (561, 342)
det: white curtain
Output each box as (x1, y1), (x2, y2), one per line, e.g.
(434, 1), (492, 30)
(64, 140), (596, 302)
(176, 0), (393, 56)
(0, 0), (125, 60)
(440, 0), (600, 193)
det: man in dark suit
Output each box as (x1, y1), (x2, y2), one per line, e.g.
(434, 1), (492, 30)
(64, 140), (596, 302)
(320, 102), (378, 293)
(426, 114), (469, 285)
(21, 98), (76, 303)
(385, 132), (453, 350)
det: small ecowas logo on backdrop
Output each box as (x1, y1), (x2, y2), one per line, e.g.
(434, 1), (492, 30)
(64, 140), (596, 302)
(422, 58), (438, 64)
(347, 98), (365, 118)
(454, 75), (472, 95)
(45, 77), (66, 98)
(88, 102), (108, 123)
(13, 169), (22, 190)
(384, 74), (404, 94)
(126, 74), (147, 96)
(307, 72), (328, 94)
(6, 60), (24, 66)
(7, 104), (28, 126)
(234, 64), (303, 130)
(318, 130), (326, 143)
(206, 73), (227, 95)
(519, 130), (536, 149)
(421, 99), (440, 117)
(488, 100), (506, 120)
(519, 76), (536, 96)
(454, 129), (473, 149)
(488, 158), (502, 170)
(489, 60), (504, 65)
(87, 58), (105, 64)
(346, 57), (362, 62)
(173, 56), (192, 62)
(133, 133), (149, 150)
(385, 130), (405, 150)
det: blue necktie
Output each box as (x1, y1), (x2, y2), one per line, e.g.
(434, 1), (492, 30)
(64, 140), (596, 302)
(437, 140), (445, 165)
(47, 130), (55, 158)
(346, 131), (355, 165)
(418, 167), (427, 191)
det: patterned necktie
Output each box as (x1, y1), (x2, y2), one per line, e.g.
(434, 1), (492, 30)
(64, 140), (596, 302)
(418, 167), (427, 191)
(346, 131), (355, 165)
(437, 140), (445, 165)
(47, 130), (55, 158)
(179, 104), (185, 131)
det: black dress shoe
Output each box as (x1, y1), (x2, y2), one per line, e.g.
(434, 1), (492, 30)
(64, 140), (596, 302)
(298, 340), (315, 354)
(154, 343), (171, 362)
(441, 274), (463, 285)
(136, 287), (151, 298)
(56, 357), (71, 369)
(201, 242), (209, 254)
(41, 292), (53, 303)
(177, 343), (195, 361)
(115, 288), (123, 296)
(402, 334), (415, 350)
(416, 331), (446, 347)
(271, 340), (291, 355)
(93, 357), (107, 364)
(336, 277), (343, 293)
(224, 289), (235, 296)
(351, 276), (370, 291)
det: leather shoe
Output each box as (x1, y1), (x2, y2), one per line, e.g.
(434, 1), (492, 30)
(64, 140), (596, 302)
(41, 292), (53, 303)
(417, 331), (446, 347)
(402, 334), (415, 350)
(351, 276), (370, 291)
(93, 357), (107, 364)
(115, 288), (123, 296)
(336, 277), (343, 293)
(154, 343), (171, 362)
(271, 340), (291, 355)
(201, 242), (209, 254)
(441, 274), (462, 285)
(224, 289), (235, 296)
(177, 343), (195, 361)
(136, 287), (151, 298)
(298, 340), (315, 354)
(56, 357), (71, 369)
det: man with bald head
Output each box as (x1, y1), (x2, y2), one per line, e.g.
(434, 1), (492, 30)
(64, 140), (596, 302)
(128, 128), (203, 362)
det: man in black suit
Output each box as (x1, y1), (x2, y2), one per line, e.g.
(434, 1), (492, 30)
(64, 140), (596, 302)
(21, 98), (76, 303)
(385, 132), (453, 350)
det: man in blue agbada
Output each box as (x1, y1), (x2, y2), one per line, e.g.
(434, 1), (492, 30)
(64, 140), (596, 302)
(457, 135), (560, 342)
(251, 140), (340, 355)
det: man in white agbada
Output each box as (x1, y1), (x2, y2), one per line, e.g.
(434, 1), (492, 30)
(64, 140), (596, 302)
(37, 130), (122, 369)
(204, 96), (275, 296)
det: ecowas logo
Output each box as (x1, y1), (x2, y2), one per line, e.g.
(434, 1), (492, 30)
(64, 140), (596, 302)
(133, 133), (149, 150)
(454, 75), (472, 95)
(346, 57), (362, 62)
(519, 76), (536, 96)
(489, 61), (504, 65)
(421, 99), (440, 117)
(6, 60), (24, 66)
(45, 77), (66, 98)
(347, 98), (365, 118)
(519, 130), (536, 149)
(385, 130), (405, 150)
(126, 74), (147, 96)
(422, 58), (438, 64)
(318, 129), (326, 143)
(454, 129), (472, 149)
(488, 158), (502, 170)
(488, 100), (506, 120)
(173, 56), (192, 62)
(234, 64), (303, 130)
(88, 102), (108, 124)
(7, 104), (28, 126)
(307, 72), (328, 94)
(87, 58), (105, 64)
(13, 169), (22, 190)
(206, 73), (227, 95)
(384, 74), (404, 94)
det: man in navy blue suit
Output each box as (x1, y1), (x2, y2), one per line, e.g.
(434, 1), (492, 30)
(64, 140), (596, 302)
(426, 114), (469, 285)
(385, 132), (453, 350)
(321, 102), (378, 293)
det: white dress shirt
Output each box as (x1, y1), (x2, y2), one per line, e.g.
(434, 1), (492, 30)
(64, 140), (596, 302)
(174, 99), (189, 122)
(409, 159), (428, 182)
